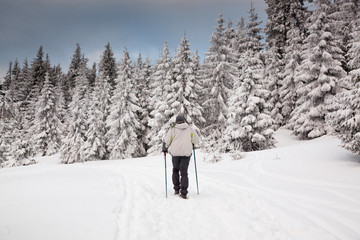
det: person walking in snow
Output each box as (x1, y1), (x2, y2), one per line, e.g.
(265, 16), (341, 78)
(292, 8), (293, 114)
(163, 114), (199, 199)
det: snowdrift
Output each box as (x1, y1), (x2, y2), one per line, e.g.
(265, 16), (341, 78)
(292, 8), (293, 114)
(0, 129), (360, 240)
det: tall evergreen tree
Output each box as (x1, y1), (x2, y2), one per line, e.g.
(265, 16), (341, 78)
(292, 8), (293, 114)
(61, 60), (90, 164)
(330, 0), (359, 74)
(88, 62), (97, 87)
(135, 56), (152, 156)
(168, 35), (204, 129)
(265, 0), (310, 127)
(224, 5), (275, 152)
(99, 42), (117, 92)
(289, 0), (346, 139)
(147, 42), (173, 155)
(202, 14), (236, 151)
(225, 49), (275, 152)
(33, 72), (62, 156)
(82, 70), (110, 161)
(24, 46), (47, 129)
(106, 49), (142, 159)
(3, 61), (13, 91)
(327, 11), (360, 155)
(281, 27), (304, 124)
(67, 44), (82, 89)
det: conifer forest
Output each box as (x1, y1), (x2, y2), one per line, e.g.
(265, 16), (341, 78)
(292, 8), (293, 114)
(1, 0), (359, 167)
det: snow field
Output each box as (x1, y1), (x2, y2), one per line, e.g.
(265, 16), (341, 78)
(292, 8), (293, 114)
(0, 130), (360, 240)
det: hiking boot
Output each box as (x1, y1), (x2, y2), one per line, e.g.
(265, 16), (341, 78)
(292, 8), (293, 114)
(180, 194), (187, 199)
(174, 190), (180, 195)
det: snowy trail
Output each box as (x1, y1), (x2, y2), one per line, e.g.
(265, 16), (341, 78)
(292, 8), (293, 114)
(1, 130), (360, 240)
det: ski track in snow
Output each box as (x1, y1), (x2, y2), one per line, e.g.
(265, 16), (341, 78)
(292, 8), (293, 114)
(1, 131), (360, 240)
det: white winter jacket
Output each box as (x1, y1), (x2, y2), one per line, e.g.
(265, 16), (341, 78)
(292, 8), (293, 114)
(164, 123), (199, 157)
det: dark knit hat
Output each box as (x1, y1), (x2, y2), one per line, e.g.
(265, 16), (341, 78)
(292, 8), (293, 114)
(176, 114), (186, 124)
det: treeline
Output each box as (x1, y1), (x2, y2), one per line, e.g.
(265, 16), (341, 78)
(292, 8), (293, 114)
(0, 0), (359, 167)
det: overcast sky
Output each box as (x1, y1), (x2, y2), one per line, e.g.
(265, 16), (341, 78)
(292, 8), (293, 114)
(0, 0), (267, 81)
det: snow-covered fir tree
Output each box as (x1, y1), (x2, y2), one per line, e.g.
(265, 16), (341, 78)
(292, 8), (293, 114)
(8, 60), (22, 102)
(225, 49), (275, 152)
(279, 0), (310, 125)
(33, 72), (62, 156)
(81, 70), (110, 161)
(224, 5), (275, 152)
(61, 60), (90, 164)
(329, 0), (359, 74)
(280, 27), (304, 124)
(2, 61), (13, 91)
(147, 42), (173, 155)
(52, 65), (67, 125)
(67, 44), (82, 89)
(289, 0), (346, 139)
(233, 17), (248, 73)
(0, 91), (16, 165)
(0, 90), (35, 167)
(24, 46), (47, 129)
(202, 13), (236, 152)
(106, 49), (142, 159)
(327, 12), (360, 155)
(192, 50), (206, 127)
(88, 62), (97, 87)
(167, 35), (204, 129)
(265, 48), (283, 129)
(263, 0), (309, 128)
(99, 43), (117, 92)
(134, 55), (152, 156)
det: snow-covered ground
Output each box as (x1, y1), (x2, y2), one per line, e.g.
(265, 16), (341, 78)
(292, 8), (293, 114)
(1, 129), (360, 240)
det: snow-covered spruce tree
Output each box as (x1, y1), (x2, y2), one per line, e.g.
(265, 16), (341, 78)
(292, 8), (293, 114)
(106, 49), (142, 159)
(0, 91), (16, 166)
(265, 0), (310, 128)
(202, 13), (236, 152)
(8, 60), (21, 102)
(280, 27), (304, 125)
(233, 17), (248, 73)
(225, 49), (275, 152)
(65, 43), (84, 103)
(330, 0), (359, 74)
(192, 50), (206, 127)
(52, 65), (67, 126)
(61, 60), (90, 164)
(224, 5), (275, 152)
(9, 126), (36, 167)
(147, 42), (173, 155)
(33, 72), (62, 156)
(2, 61), (13, 91)
(24, 46), (47, 131)
(0, 90), (35, 167)
(327, 13), (360, 155)
(280, 0), (310, 125)
(99, 43), (117, 93)
(264, 46), (284, 129)
(168, 35), (205, 130)
(81, 70), (110, 161)
(88, 62), (97, 87)
(289, 0), (346, 139)
(134, 56), (152, 156)
(18, 59), (32, 105)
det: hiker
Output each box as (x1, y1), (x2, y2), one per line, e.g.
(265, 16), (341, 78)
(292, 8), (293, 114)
(162, 114), (199, 199)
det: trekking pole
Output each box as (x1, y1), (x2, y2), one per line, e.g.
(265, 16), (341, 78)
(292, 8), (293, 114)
(164, 152), (168, 198)
(193, 144), (199, 195)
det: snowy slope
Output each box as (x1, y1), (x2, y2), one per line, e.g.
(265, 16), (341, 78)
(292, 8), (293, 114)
(1, 129), (360, 240)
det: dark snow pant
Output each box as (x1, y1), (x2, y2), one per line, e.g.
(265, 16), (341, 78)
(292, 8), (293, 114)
(172, 156), (191, 196)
